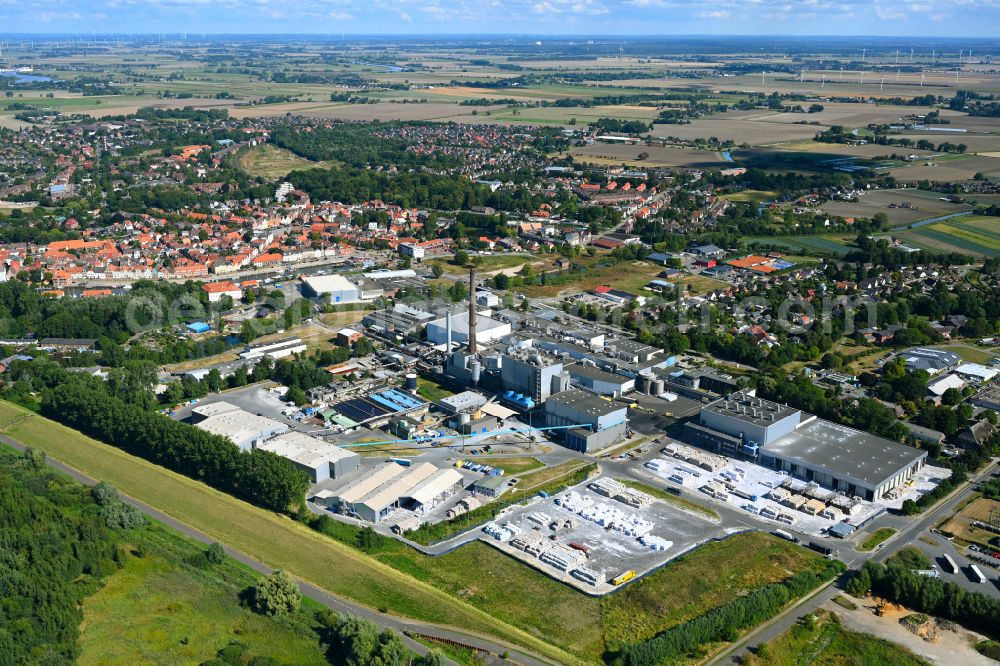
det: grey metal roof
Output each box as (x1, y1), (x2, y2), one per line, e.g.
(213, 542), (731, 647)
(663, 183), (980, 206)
(762, 418), (926, 489)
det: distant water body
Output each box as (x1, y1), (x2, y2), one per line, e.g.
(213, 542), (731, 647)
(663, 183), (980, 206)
(0, 71), (55, 83)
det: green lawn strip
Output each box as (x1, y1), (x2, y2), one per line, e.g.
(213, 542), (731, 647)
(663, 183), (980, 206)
(858, 528), (897, 552)
(614, 477), (720, 521)
(467, 456), (545, 476)
(0, 401), (578, 666)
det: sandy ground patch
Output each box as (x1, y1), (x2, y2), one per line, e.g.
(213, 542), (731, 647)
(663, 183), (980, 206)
(825, 599), (992, 665)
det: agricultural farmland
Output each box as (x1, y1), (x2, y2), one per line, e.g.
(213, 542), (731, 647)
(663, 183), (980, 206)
(894, 215), (1000, 257)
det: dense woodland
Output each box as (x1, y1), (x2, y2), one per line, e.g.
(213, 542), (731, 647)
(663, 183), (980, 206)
(0, 450), (122, 664)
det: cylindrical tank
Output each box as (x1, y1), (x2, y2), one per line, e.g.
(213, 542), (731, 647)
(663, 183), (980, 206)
(405, 373), (418, 391)
(458, 412), (471, 425)
(650, 379), (665, 396)
(470, 361), (481, 384)
(635, 374), (650, 394)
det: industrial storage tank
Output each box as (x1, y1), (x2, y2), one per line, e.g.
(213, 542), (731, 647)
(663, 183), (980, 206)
(405, 373), (418, 391)
(649, 379), (665, 396)
(470, 360), (482, 384)
(635, 373), (650, 394)
(458, 412), (471, 425)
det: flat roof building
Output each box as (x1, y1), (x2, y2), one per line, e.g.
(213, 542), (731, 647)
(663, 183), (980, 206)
(256, 431), (359, 483)
(302, 274), (360, 304)
(545, 388), (628, 453)
(191, 403), (290, 451)
(567, 363), (635, 397)
(426, 313), (511, 347)
(686, 390), (927, 500)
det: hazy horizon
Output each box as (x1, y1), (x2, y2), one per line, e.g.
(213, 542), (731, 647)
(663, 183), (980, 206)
(3, 0), (1000, 39)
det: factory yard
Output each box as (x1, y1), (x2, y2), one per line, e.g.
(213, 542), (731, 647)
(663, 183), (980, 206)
(480, 475), (731, 595)
(642, 441), (951, 540)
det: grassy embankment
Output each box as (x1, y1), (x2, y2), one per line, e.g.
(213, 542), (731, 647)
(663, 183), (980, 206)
(0, 400), (831, 663)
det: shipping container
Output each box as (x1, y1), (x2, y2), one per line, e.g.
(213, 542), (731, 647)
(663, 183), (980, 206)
(942, 554), (958, 574)
(773, 529), (799, 543)
(970, 564), (987, 584)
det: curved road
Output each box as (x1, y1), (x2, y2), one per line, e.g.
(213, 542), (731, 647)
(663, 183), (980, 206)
(0, 433), (554, 666)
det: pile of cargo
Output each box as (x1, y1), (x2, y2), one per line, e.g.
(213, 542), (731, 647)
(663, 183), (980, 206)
(556, 491), (654, 537)
(510, 533), (548, 557)
(540, 543), (588, 571)
(483, 521), (522, 541)
(589, 478), (654, 509)
(570, 566), (600, 586)
(700, 481), (729, 501)
(661, 443), (728, 473)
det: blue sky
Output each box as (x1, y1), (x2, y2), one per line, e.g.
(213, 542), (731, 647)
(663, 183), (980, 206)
(2, 0), (999, 36)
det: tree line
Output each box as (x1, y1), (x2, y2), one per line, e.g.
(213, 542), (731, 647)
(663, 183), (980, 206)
(849, 558), (1000, 640)
(42, 376), (309, 512)
(612, 561), (843, 665)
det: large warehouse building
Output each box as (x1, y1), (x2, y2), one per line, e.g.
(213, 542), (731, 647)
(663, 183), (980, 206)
(301, 274), (361, 303)
(256, 431), (360, 483)
(190, 402), (289, 451)
(684, 390), (927, 500)
(426, 312), (511, 347)
(330, 461), (465, 522)
(544, 388), (628, 453)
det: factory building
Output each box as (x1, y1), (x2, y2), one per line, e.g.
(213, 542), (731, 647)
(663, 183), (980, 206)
(567, 363), (635, 396)
(684, 390), (927, 500)
(239, 336), (307, 360)
(190, 402), (289, 451)
(256, 431), (360, 483)
(544, 388), (628, 453)
(426, 312), (511, 347)
(902, 348), (960, 375)
(301, 274), (361, 303)
(331, 462), (463, 522)
(500, 349), (564, 402)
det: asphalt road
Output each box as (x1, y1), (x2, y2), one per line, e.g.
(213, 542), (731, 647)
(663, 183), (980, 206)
(0, 433), (554, 666)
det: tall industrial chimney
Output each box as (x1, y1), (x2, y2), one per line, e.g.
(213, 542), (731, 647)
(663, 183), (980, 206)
(468, 266), (478, 355)
(445, 312), (453, 352)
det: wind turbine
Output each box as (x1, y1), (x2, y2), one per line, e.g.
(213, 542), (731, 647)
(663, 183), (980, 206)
(895, 49), (899, 64)
(880, 76), (885, 92)
(862, 48), (866, 62)
(920, 73), (925, 87)
(821, 74), (826, 88)
(896, 69), (900, 81)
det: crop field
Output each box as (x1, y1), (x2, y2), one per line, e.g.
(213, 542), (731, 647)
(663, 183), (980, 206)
(237, 144), (341, 180)
(940, 497), (1000, 549)
(890, 154), (1000, 182)
(651, 115), (827, 145)
(568, 143), (731, 168)
(743, 234), (853, 256)
(821, 189), (972, 228)
(896, 216), (1000, 257)
(487, 104), (660, 125)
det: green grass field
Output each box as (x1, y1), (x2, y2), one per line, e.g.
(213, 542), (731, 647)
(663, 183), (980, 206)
(746, 610), (930, 666)
(79, 524), (328, 665)
(936, 345), (999, 365)
(743, 234), (854, 256)
(236, 144), (340, 180)
(615, 478), (720, 521)
(858, 528), (897, 552)
(467, 456), (544, 475)
(0, 401), (574, 665)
